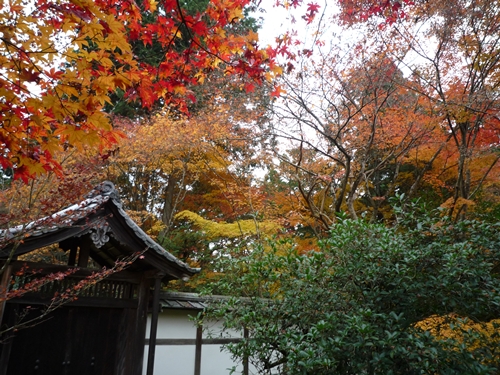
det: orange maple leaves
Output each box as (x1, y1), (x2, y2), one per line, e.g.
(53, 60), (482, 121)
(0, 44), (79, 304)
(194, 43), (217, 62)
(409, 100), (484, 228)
(0, 0), (317, 183)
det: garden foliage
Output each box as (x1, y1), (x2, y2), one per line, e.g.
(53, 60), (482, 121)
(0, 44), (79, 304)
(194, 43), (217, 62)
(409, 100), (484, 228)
(201, 201), (500, 374)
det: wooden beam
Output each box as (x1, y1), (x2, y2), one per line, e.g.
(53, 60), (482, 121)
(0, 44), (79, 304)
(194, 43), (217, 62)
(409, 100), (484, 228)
(146, 338), (244, 345)
(60, 238), (78, 267)
(6, 296), (138, 309)
(77, 241), (90, 268)
(8, 261), (143, 283)
(0, 226), (90, 258)
(67, 246), (77, 267)
(146, 275), (163, 375)
(194, 325), (202, 375)
(0, 264), (12, 326)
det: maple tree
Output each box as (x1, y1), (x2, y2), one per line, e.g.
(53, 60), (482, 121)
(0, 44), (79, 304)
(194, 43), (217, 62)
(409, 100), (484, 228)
(331, 0), (500, 219)
(266, 41), (437, 233)
(0, 149), (106, 229)
(107, 75), (270, 231)
(102, 74), (281, 290)
(338, 0), (414, 25)
(0, 150), (107, 311)
(258, 0), (500, 232)
(0, 0), (293, 183)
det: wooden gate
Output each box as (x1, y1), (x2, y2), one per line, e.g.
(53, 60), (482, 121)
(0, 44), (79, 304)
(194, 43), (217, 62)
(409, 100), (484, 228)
(1, 305), (123, 375)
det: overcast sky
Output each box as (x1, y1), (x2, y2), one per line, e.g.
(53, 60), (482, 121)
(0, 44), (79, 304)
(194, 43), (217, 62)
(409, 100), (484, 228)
(256, 0), (330, 48)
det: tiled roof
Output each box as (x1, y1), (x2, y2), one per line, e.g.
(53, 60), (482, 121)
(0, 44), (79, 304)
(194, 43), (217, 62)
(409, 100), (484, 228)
(0, 181), (200, 280)
(160, 292), (214, 310)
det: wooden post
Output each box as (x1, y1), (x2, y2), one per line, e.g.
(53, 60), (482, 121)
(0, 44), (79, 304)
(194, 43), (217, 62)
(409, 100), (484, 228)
(60, 238), (77, 267)
(67, 247), (77, 267)
(146, 274), (163, 375)
(194, 324), (203, 375)
(120, 277), (151, 375)
(77, 245), (90, 268)
(0, 264), (12, 326)
(0, 304), (16, 375)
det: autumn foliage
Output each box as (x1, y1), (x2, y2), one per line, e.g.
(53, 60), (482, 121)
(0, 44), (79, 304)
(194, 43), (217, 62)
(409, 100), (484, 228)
(338, 0), (414, 24)
(0, 0), (286, 182)
(2, 0), (500, 370)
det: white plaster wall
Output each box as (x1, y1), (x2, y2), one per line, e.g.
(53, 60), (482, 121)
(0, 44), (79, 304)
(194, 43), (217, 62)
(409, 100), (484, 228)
(143, 309), (248, 375)
(144, 345), (196, 375)
(200, 344), (244, 375)
(145, 310), (198, 339)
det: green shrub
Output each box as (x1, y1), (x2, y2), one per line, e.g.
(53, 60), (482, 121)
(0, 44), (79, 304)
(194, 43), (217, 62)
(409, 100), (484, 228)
(201, 205), (500, 374)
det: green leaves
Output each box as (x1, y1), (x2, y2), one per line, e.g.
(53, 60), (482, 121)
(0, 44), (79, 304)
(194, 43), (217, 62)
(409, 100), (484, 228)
(202, 209), (500, 374)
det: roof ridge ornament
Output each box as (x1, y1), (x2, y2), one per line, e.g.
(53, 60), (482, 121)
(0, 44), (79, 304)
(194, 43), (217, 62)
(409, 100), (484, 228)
(86, 181), (119, 199)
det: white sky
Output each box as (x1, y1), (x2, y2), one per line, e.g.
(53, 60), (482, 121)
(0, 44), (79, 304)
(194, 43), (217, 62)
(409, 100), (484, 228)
(256, 0), (330, 49)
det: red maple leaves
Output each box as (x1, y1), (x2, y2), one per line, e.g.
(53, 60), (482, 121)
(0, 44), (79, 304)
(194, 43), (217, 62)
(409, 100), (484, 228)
(0, 0), (322, 183)
(338, 0), (414, 24)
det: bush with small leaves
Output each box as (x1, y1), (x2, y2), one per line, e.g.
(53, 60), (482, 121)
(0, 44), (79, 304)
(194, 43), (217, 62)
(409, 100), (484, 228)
(201, 203), (500, 374)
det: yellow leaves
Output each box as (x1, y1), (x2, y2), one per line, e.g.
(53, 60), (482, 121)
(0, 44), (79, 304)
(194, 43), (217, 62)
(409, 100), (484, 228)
(294, 236), (320, 253)
(439, 197), (476, 219)
(271, 65), (284, 75)
(126, 210), (166, 239)
(123, 69), (142, 84)
(416, 315), (500, 359)
(0, 25), (15, 41)
(175, 210), (280, 240)
(227, 6), (243, 22)
(211, 58), (223, 69)
(93, 75), (118, 98)
(101, 31), (132, 55)
(194, 72), (206, 84)
(148, 0), (158, 13)
(18, 156), (48, 177)
(173, 85), (187, 95)
(216, 28), (226, 39)
(87, 112), (112, 131)
(68, 0), (89, 9)
(85, 21), (106, 38)
(174, 29), (183, 39)
(112, 115), (202, 167)
(60, 18), (76, 33)
(247, 30), (259, 44)
(29, 113), (55, 132)
(107, 84), (269, 230)
(449, 106), (472, 124)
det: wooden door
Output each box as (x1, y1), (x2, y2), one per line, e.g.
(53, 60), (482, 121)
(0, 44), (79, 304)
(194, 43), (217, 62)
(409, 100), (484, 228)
(1, 305), (123, 375)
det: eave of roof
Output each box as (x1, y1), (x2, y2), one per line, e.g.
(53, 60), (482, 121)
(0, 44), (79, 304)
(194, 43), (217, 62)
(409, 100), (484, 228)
(159, 292), (211, 310)
(104, 190), (199, 277)
(158, 291), (246, 310)
(0, 181), (200, 280)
